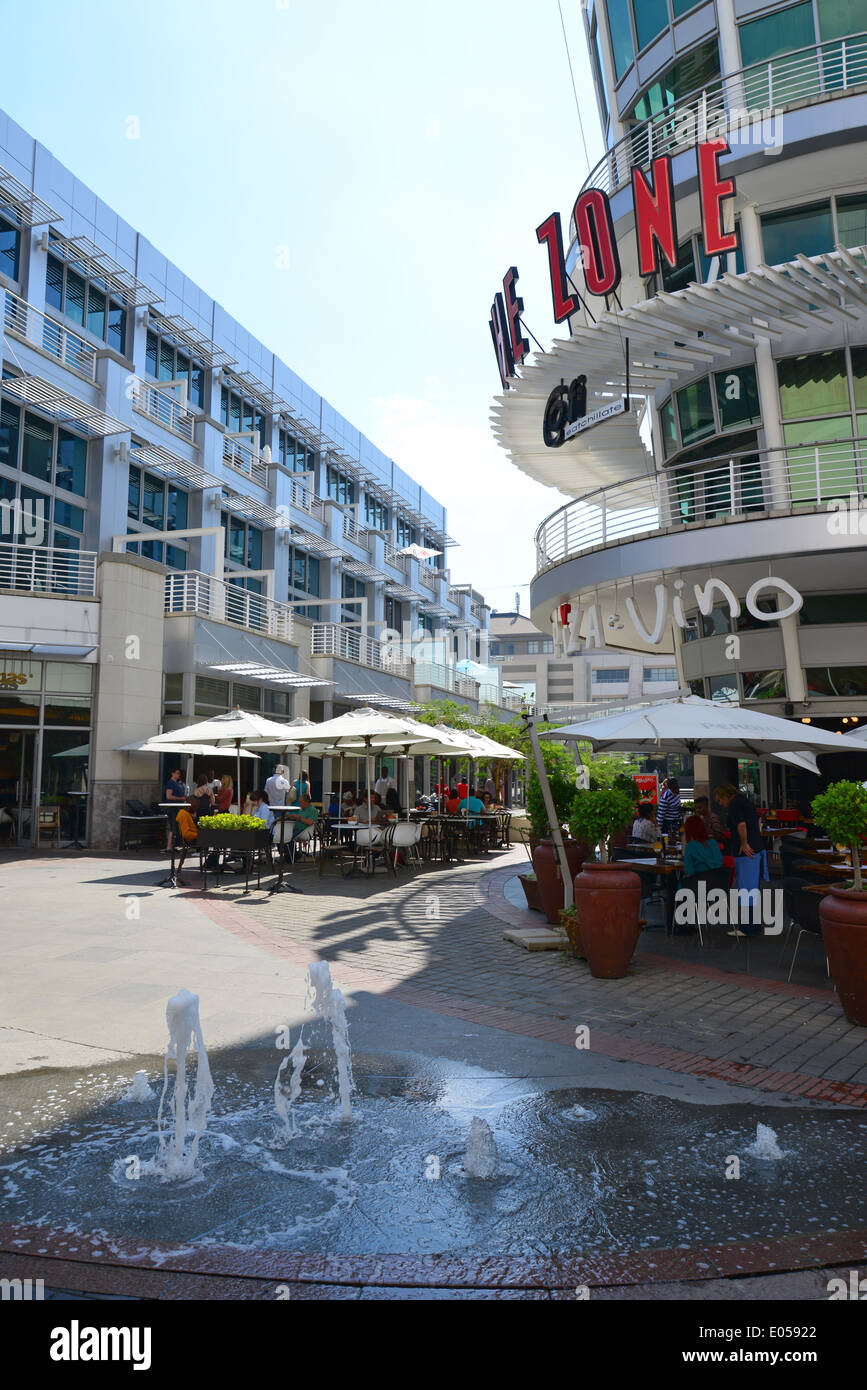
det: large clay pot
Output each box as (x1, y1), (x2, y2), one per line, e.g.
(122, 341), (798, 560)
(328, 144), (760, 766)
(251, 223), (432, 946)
(819, 886), (867, 1026)
(518, 873), (543, 913)
(531, 840), (592, 925)
(573, 861), (642, 979)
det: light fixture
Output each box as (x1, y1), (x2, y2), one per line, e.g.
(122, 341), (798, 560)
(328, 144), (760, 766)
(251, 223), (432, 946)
(843, 717), (849, 724)
(801, 717), (811, 724)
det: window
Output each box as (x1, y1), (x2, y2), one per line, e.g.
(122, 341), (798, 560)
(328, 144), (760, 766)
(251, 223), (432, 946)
(836, 193), (867, 250)
(326, 464), (355, 505)
(806, 666), (867, 698)
(593, 668), (630, 682)
(701, 605), (732, 637)
(163, 672), (183, 715)
(395, 517), (417, 548)
(220, 386), (267, 452)
(287, 546), (320, 618)
(364, 493), (389, 529)
(55, 432), (87, 495)
(708, 674), (739, 702)
(742, 669), (787, 700)
(126, 461), (188, 568)
(527, 641), (540, 654)
(736, 595), (780, 631)
(778, 350), (849, 419)
(762, 203), (833, 265)
(714, 365), (761, 432)
(278, 429), (315, 473)
(0, 213), (20, 280)
(739, 3), (818, 106)
(592, 24), (610, 130)
(659, 398), (678, 458)
(633, 0), (667, 51)
(661, 239), (698, 295)
(341, 574), (365, 619)
(145, 327), (206, 409)
(44, 252), (127, 352)
(195, 676), (230, 715)
(630, 40), (720, 121)
(644, 666), (678, 682)
(0, 395), (89, 533)
(265, 689), (290, 716)
(799, 593), (867, 624)
(489, 641), (501, 656)
(605, 0), (634, 79)
(22, 411), (52, 482)
(384, 594), (403, 630)
(676, 378), (714, 447)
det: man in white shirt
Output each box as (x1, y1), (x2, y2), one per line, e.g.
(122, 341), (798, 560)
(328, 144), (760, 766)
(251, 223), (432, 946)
(374, 765), (395, 801)
(265, 765), (293, 807)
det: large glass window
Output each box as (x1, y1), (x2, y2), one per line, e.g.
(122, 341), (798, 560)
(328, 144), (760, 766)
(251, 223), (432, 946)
(278, 429), (315, 473)
(633, 0), (667, 52)
(395, 517), (417, 549)
(220, 386), (266, 449)
(145, 328), (206, 409)
(0, 214), (20, 280)
(605, 0), (634, 79)
(762, 202), (833, 264)
(44, 252), (127, 352)
(287, 546), (320, 618)
(630, 40), (720, 121)
(837, 193), (867, 250)
(740, 3), (818, 106)
(743, 670), (787, 700)
(593, 668), (630, 683)
(0, 400), (20, 469)
(806, 666), (867, 697)
(55, 431), (87, 496)
(364, 493), (389, 529)
(676, 378), (714, 446)
(778, 350), (849, 419)
(326, 464), (354, 505)
(799, 593), (867, 624)
(341, 573), (365, 619)
(22, 412), (52, 482)
(714, 365), (761, 431)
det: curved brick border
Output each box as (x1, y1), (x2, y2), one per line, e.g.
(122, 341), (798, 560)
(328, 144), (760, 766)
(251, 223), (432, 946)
(2, 1221), (866, 1294)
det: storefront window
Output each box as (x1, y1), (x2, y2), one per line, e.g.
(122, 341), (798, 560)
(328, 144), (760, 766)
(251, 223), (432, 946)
(43, 695), (91, 725)
(762, 203), (833, 265)
(715, 365), (761, 432)
(708, 674), (739, 702)
(778, 350), (849, 418)
(742, 670), (787, 700)
(806, 666), (867, 697)
(701, 606), (732, 638)
(45, 663), (92, 692)
(0, 692), (41, 723)
(676, 378), (714, 446)
(800, 593), (867, 624)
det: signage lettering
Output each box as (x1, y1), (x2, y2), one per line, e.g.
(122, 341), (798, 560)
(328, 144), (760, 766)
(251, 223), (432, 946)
(491, 139), (741, 386)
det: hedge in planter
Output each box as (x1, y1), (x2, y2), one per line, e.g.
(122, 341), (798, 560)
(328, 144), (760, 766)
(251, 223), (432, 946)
(811, 781), (867, 1025)
(197, 813), (273, 851)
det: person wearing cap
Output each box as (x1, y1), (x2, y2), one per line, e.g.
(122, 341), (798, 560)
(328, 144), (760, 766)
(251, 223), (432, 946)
(265, 765), (292, 807)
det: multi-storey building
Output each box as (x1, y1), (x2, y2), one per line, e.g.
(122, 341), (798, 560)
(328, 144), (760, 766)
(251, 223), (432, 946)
(491, 0), (867, 803)
(490, 610), (679, 712)
(0, 108), (503, 847)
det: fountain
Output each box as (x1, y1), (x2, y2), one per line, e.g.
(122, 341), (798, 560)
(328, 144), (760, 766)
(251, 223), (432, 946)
(306, 962), (354, 1120)
(274, 1031), (307, 1137)
(464, 1116), (499, 1178)
(746, 1121), (785, 1161)
(120, 1070), (155, 1104)
(143, 989), (214, 1180)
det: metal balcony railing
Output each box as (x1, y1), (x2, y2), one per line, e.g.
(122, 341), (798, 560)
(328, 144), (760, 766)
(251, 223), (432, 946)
(418, 566), (437, 592)
(132, 378), (196, 442)
(412, 661), (480, 699)
(383, 543), (409, 575)
(578, 33), (867, 205)
(222, 436), (270, 489)
(342, 509), (360, 541)
(2, 292), (99, 382)
(165, 570), (294, 640)
(535, 438), (867, 572)
(310, 623), (412, 676)
(0, 541), (98, 596)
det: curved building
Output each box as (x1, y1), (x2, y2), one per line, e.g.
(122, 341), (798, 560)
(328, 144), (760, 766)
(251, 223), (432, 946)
(492, 0), (867, 797)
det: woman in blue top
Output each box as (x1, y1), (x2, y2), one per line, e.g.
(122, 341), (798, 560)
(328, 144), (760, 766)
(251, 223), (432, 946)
(682, 814), (724, 876)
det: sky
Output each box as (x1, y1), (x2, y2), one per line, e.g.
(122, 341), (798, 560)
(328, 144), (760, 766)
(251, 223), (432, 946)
(0, 0), (605, 610)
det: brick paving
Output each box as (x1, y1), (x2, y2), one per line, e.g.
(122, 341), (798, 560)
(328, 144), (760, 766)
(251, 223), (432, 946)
(184, 846), (867, 1105)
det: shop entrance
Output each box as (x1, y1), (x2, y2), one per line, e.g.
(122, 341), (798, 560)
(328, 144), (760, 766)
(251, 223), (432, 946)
(0, 729), (37, 845)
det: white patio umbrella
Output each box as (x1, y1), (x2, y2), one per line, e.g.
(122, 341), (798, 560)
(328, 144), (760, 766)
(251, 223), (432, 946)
(460, 728), (524, 805)
(145, 709), (301, 805)
(540, 695), (867, 760)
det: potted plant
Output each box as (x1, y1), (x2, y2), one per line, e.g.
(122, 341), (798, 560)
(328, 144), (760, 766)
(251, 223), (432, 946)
(197, 813), (273, 853)
(528, 742), (592, 923)
(518, 871), (543, 913)
(811, 782), (867, 1025)
(567, 787), (642, 979)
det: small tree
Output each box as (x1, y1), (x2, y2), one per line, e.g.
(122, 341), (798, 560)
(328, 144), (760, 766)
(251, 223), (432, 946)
(567, 787), (636, 864)
(811, 781), (867, 891)
(527, 741), (579, 839)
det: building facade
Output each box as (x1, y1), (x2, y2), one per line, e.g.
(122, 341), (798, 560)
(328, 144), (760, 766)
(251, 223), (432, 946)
(491, 0), (867, 803)
(0, 108), (508, 847)
(490, 610), (679, 712)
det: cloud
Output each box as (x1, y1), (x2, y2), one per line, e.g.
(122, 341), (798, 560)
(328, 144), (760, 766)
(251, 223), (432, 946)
(373, 394), (568, 607)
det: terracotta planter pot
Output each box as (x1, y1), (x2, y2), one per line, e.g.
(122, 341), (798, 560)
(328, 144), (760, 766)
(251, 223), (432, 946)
(819, 886), (867, 1026)
(531, 840), (594, 925)
(518, 873), (543, 913)
(573, 861), (642, 979)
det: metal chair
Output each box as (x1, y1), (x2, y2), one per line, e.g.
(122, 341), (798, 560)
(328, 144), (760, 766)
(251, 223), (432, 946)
(680, 865), (733, 946)
(36, 805), (61, 849)
(786, 885), (828, 982)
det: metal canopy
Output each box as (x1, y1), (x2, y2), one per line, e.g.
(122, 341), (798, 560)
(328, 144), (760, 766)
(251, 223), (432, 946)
(0, 165), (63, 228)
(225, 368), (282, 412)
(291, 529), (345, 558)
(341, 560), (388, 582)
(153, 313), (237, 369)
(492, 243), (867, 498)
(343, 693), (421, 711)
(203, 661), (335, 688)
(46, 234), (160, 308)
(385, 583), (425, 602)
(2, 375), (127, 437)
(129, 440), (221, 491)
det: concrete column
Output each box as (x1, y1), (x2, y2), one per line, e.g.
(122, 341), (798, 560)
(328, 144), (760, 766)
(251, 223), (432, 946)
(780, 614), (807, 703)
(90, 552), (166, 849)
(736, 204), (789, 509)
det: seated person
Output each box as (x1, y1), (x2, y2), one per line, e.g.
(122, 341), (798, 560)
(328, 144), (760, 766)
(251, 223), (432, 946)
(694, 794), (725, 840)
(445, 787), (461, 815)
(327, 791), (340, 818)
(481, 790), (496, 812)
(682, 814), (724, 877)
(189, 776), (215, 818)
(247, 789), (274, 831)
(341, 790), (357, 814)
(631, 802), (658, 844)
(356, 791), (387, 827)
(282, 793), (318, 845)
(175, 806), (199, 847)
(384, 786), (401, 817)
(458, 788), (485, 827)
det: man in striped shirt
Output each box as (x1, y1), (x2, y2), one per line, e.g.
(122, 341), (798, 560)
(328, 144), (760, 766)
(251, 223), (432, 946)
(657, 778), (682, 837)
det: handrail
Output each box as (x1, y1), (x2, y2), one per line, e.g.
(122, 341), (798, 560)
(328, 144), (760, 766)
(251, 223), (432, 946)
(578, 32), (867, 207)
(535, 436), (867, 572)
(2, 291), (99, 383)
(310, 622), (412, 676)
(132, 377), (196, 442)
(0, 541), (98, 596)
(165, 570), (294, 639)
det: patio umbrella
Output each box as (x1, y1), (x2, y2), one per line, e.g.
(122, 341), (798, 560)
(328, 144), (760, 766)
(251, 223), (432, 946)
(540, 695), (867, 760)
(461, 728), (524, 805)
(145, 709), (300, 806)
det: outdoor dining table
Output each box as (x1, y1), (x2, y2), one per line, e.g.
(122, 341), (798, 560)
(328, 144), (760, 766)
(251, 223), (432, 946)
(620, 857), (684, 936)
(267, 806), (306, 894)
(794, 859), (852, 881)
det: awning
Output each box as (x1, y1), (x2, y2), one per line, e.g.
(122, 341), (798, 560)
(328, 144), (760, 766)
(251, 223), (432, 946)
(492, 243), (867, 498)
(0, 164), (63, 228)
(1, 376), (127, 438)
(150, 313), (237, 369)
(202, 661), (335, 688)
(45, 234), (160, 308)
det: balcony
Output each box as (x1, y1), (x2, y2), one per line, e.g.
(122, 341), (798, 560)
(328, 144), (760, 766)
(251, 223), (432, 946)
(131, 378), (196, 443)
(535, 439), (867, 573)
(413, 661), (479, 699)
(310, 623), (412, 677)
(165, 570), (294, 640)
(2, 292), (99, 383)
(418, 566), (437, 593)
(580, 33), (867, 203)
(222, 436), (270, 489)
(383, 543), (409, 575)
(0, 542), (98, 597)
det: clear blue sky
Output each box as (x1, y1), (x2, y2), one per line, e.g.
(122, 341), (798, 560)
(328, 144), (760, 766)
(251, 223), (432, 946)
(2, 0), (603, 608)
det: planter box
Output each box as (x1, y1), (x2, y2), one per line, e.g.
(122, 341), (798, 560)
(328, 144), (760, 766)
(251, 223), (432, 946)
(199, 828), (272, 853)
(518, 873), (544, 912)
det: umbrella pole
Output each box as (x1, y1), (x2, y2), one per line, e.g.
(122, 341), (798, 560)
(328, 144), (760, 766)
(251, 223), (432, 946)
(527, 715), (573, 909)
(236, 740), (242, 813)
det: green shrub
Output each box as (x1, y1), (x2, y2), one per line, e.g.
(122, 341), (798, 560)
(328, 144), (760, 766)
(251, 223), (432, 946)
(197, 813), (267, 832)
(567, 787), (636, 864)
(811, 781), (867, 891)
(527, 742), (579, 838)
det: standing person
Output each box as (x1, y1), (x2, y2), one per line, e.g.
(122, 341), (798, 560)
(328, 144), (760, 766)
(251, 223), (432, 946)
(216, 775), (234, 813)
(374, 764), (395, 802)
(657, 778), (682, 839)
(265, 764), (292, 807)
(164, 768), (187, 851)
(456, 774), (469, 800)
(484, 772), (496, 801)
(293, 768), (311, 802)
(713, 784), (766, 936)
(189, 776), (214, 818)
